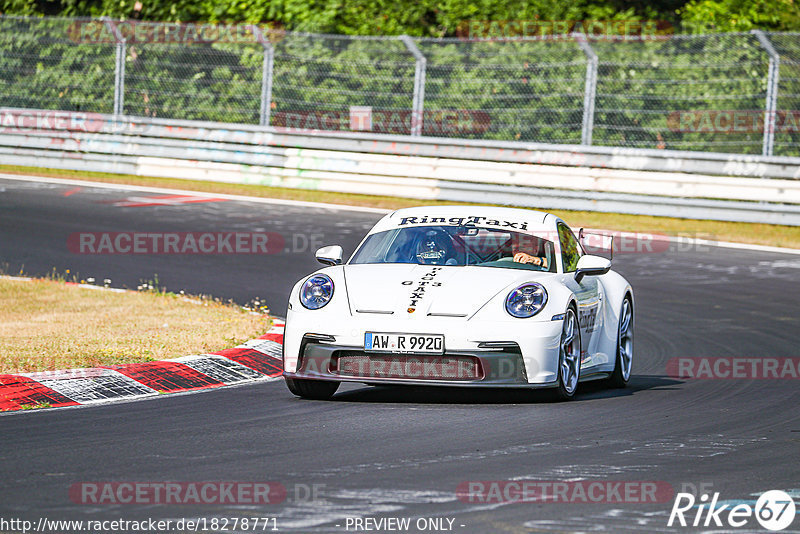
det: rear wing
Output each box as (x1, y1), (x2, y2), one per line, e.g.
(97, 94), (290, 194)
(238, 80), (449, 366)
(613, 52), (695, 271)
(578, 228), (614, 261)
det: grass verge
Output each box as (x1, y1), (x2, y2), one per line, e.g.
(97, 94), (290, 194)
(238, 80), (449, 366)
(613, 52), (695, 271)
(1, 165), (799, 249)
(0, 277), (271, 373)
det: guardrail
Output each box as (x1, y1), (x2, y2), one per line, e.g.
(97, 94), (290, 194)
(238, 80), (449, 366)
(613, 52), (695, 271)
(1, 108), (799, 225)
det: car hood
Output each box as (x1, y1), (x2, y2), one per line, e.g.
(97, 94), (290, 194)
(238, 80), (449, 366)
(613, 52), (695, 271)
(343, 264), (554, 319)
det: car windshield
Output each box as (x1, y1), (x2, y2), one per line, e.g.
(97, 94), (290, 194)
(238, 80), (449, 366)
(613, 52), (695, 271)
(349, 226), (557, 272)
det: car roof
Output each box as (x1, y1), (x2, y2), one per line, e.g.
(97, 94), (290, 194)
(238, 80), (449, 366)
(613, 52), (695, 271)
(368, 205), (562, 235)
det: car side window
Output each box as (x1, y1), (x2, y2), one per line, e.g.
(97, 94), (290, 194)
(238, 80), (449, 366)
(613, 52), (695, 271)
(557, 223), (582, 272)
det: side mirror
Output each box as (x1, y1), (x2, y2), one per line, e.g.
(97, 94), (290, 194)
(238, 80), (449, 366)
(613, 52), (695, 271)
(575, 254), (611, 283)
(315, 245), (343, 266)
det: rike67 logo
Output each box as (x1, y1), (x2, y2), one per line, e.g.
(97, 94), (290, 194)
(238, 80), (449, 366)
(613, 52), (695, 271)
(668, 490), (796, 531)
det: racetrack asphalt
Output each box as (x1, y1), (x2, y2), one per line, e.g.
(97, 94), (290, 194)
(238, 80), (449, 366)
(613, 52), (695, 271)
(1, 176), (799, 533)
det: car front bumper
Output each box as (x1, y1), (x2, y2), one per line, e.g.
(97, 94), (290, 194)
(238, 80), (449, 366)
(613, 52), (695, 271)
(282, 316), (565, 388)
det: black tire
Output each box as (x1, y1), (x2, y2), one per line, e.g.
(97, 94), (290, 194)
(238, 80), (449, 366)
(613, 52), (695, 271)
(553, 307), (581, 401)
(285, 377), (340, 400)
(607, 296), (634, 389)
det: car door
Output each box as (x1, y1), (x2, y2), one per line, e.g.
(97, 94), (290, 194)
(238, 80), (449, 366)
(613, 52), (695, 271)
(558, 223), (605, 370)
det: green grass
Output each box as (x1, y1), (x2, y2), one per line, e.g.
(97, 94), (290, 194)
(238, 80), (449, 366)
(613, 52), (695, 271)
(19, 402), (52, 410)
(1, 164), (799, 249)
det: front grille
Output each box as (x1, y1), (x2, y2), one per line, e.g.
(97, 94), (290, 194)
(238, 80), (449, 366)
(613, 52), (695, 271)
(331, 352), (482, 381)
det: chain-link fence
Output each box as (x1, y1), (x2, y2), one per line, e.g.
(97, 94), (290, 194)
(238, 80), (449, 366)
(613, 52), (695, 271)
(2, 16), (800, 156)
(0, 17), (117, 114)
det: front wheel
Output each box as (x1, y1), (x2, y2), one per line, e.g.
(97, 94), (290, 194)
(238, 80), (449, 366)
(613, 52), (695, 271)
(285, 377), (340, 400)
(553, 307), (581, 401)
(607, 296), (633, 388)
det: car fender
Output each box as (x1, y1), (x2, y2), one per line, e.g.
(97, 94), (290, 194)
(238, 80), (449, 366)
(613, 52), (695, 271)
(594, 270), (634, 371)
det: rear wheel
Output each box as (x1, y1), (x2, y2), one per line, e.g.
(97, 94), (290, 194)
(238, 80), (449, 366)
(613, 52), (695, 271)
(285, 377), (340, 400)
(607, 296), (633, 388)
(553, 307), (581, 401)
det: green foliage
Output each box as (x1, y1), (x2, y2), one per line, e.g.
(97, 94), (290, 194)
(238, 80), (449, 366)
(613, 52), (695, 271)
(0, 17), (115, 112)
(589, 34), (769, 151)
(1, 0), (38, 15)
(123, 42), (263, 123)
(680, 0), (800, 32)
(4, 0), (800, 35)
(0, 0), (684, 34)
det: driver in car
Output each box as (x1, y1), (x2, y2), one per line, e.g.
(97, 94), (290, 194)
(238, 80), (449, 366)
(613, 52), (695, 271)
(412, 227), (547, 268)
(415, 229), (458, 265)
(511, 235), (548, 268)
(514, 251), (547, 267)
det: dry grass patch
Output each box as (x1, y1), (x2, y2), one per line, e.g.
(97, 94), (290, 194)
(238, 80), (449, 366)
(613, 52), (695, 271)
(0, 278), (271, 373)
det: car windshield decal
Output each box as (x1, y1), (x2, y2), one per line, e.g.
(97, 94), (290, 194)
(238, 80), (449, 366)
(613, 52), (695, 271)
(402, 266), (444, 313)
(398, 216), (530, 231)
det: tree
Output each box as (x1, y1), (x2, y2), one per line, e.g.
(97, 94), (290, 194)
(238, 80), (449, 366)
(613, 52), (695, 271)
(680, 0), (800, 32)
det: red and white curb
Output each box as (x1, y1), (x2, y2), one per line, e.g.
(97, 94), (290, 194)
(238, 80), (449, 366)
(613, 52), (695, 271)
(0, 321), (285, 412)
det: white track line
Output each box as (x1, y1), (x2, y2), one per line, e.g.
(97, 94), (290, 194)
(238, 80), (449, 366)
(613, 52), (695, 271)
(2, 173), (799, 255)
(0, 173), (390, 214)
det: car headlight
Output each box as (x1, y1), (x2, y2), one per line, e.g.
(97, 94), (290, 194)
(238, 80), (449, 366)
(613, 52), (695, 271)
(505, 283), (547, 318)
(300, 274), (334, 310)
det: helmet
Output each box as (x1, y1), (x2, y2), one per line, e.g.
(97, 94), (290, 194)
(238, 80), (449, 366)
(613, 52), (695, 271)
(415, 229), (452, 265)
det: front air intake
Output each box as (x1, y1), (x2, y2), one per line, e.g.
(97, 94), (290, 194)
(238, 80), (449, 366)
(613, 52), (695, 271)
(331, 352), (483, 381)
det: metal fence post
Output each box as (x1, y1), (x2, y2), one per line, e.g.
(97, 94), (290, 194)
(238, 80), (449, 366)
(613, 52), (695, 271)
(252, 25), (274, 127)
(400, 35), (426, 136)
(574, 33), (598, 146)
(753, 30), (780, 157)
(103, 19), (126, 117)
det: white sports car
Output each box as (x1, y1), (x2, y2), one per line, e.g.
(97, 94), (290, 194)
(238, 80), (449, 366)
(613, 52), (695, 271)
(282, 206), (634, 401)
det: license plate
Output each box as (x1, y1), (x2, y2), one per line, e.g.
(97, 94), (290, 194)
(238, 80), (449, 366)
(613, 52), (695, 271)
(364, 333), (444, 354)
